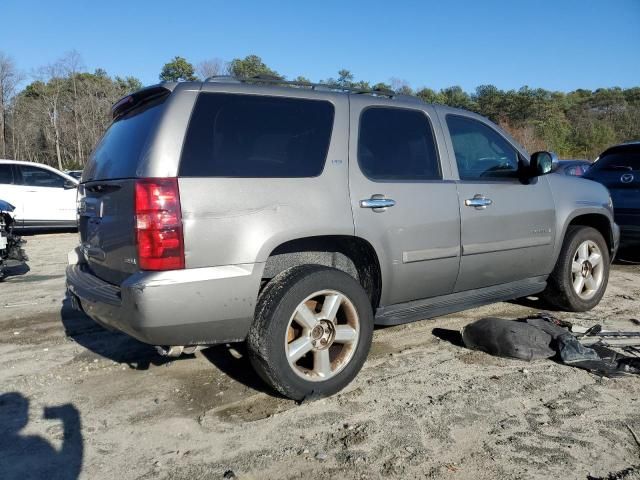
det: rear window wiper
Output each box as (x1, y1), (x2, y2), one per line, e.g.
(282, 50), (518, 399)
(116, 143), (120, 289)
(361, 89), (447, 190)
(604, 164), (633, 171)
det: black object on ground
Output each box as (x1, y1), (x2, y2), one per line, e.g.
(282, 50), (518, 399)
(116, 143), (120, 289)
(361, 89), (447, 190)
(461, 317), (555, 361)
(461, 313), (640, 377)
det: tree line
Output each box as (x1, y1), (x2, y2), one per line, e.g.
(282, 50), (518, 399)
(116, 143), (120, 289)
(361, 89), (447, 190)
(0, 51), (638, 170)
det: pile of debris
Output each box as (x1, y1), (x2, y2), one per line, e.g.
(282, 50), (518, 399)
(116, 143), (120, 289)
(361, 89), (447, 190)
(462, 312), (640, 377)
(0, 199), (28, 280)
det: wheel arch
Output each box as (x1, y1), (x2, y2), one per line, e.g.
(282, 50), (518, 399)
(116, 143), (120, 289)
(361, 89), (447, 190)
(565, 213), (614, 254)
(552, 212), (615, 272)
(262, 235), (382, 310)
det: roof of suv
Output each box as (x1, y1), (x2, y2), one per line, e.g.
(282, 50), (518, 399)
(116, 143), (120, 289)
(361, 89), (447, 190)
(193, 76), (501, 120)
(153, 75), (427, 107)
(112, 76), (529, 159)
(161, 77), (496, 123)
(118, 75), (490, 121)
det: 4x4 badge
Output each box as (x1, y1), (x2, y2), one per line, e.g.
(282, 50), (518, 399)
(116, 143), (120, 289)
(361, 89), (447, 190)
(621, 173), (634, 183)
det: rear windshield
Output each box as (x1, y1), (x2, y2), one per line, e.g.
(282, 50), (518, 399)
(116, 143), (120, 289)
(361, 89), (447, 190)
(82, 95), (167, 182)
(179, 93), (334, 177)
(591, 151), (640, 172)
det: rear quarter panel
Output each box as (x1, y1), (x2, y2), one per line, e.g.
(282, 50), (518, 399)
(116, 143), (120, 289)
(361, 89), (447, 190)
(178, 91), (353, 268)
(138, 84), (200, 178)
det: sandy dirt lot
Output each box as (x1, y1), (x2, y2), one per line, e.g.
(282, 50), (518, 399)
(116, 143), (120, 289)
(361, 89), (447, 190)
(1, 233), (639, 480)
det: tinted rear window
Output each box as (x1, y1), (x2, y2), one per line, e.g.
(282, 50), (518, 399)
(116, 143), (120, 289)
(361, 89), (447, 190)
(591, 151), (640, 171)
(179, 93), (334, 177)
(83, 95), (167, 182)
(358, 107), (441, 180)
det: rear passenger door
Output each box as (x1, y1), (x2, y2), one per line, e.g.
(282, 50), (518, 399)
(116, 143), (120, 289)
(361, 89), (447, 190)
(349, 97), (461, 306)
(438, 112), (555, 292)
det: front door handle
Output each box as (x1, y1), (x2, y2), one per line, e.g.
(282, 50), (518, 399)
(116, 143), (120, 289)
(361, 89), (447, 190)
(360, 195), (396, 212)
(465, 194), (493, 210)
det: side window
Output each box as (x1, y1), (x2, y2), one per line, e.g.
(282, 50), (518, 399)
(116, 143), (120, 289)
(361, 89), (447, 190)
(358, 107), (441, 180)
(179, 93), (334, 177)
(0, 164), (15, 184)
(19, 165), (67, 188)
(446, 115), (519, 180)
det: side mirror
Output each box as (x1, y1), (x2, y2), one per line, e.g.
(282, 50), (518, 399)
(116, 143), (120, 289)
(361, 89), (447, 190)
(529, 151), (558, 176)
(63, 180), (78, 190)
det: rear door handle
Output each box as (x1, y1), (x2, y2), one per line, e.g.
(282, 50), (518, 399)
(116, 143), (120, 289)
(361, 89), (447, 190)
(465, 194), (493, 210)
(360, 196), (396, 212)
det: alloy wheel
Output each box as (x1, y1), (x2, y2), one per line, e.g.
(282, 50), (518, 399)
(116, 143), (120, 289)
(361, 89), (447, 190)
(285, 290), (360, 382)
(571, 240), (604, 300)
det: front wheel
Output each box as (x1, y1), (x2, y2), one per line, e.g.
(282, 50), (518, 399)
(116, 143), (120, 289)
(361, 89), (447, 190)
(247, 265), (374, 400)
(542, 226), (610, 311)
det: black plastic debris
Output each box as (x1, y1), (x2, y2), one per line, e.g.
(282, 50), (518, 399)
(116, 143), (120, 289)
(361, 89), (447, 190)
(461, 317), (555, 361)
(461, 313), (640, 377)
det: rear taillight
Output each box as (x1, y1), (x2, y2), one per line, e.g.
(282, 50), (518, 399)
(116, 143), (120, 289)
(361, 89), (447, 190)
(135, 178), (185, 271)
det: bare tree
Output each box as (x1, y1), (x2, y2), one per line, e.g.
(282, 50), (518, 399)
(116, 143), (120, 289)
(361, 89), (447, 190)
(197, 58), (228, 79)
(0, 52), (23, 158)
(35, 61), (66, 170)
(60, 50), (85, 164)
(389, 77), (413, 95)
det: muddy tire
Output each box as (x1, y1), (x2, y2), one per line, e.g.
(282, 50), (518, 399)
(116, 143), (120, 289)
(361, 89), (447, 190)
(247, 265), (374, 401)
(542, 226), (609, 311)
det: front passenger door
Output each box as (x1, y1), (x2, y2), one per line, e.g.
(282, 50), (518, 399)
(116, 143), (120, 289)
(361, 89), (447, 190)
(439, 113), (556, 292)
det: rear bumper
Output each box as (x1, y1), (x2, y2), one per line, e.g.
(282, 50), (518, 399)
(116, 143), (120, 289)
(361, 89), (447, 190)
(66, 253), (264, 346)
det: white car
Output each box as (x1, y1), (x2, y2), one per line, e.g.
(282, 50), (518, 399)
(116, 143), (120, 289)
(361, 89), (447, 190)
(0, 159), (79, 229)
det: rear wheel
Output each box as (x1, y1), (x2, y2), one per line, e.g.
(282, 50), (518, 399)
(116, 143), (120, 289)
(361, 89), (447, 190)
(247, 265), (373, 400)
(542, 226), (609, 311)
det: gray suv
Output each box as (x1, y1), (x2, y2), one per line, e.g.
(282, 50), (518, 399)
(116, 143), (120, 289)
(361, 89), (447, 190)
(67, 77), (619, 400)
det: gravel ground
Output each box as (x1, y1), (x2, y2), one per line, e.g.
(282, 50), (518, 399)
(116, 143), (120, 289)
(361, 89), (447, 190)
(1, 233), (639, 480)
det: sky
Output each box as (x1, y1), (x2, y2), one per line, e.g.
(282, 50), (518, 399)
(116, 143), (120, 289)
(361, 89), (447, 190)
(1, 0), (639, 93)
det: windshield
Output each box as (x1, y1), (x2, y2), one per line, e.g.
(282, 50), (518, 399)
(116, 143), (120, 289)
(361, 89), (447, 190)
(82, 95), (167, 182)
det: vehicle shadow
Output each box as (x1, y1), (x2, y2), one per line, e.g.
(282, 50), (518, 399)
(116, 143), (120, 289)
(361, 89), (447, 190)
(615, 246), (640, 265)
(59, 295), (182, 370)
(200, 343), (283, 397)
(59, 294), (277, 393)
(0, 392), (83, 480)
(508, 293), (559, 311)
(432, 327), (464, 347)
(17, 227), (78, 236)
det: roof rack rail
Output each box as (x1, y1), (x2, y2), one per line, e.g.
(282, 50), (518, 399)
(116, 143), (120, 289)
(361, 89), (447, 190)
(205, 75), (242, 84)
(204, 74), (422, 102)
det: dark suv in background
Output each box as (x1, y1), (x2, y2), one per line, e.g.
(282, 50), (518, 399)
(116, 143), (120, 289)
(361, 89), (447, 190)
(584, 142), (640, 246)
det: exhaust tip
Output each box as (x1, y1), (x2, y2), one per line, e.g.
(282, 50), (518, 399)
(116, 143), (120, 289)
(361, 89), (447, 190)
(155, 345), (205, 357)
(155, 345), (184, 357)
